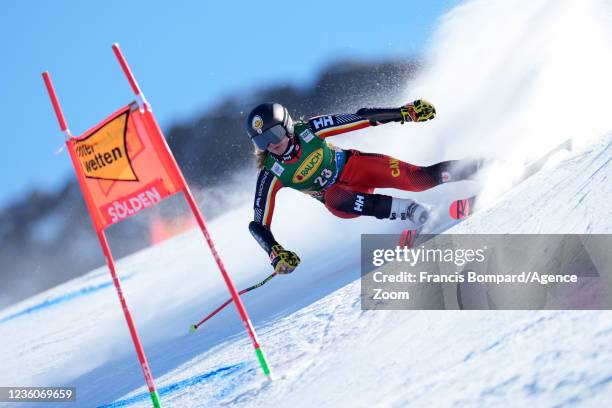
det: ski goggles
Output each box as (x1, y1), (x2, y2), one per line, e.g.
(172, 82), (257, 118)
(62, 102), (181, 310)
(250, 124), (287, 150)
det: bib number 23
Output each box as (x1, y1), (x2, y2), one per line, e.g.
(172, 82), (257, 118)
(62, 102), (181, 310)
(314, 168), (333, 187)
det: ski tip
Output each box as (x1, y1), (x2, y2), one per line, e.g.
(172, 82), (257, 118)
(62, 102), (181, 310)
(189, 324), (198, 333)
(450, 196), (477, 220)
(399, 229), (418, 248)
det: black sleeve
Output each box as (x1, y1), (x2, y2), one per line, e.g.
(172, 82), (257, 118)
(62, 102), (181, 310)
(307, 113), (371, 138)
(307, 108), (405, 139)
(250, 168), (283, 254)
(355, 107), (403, 124)
(249, 221), (279, 255)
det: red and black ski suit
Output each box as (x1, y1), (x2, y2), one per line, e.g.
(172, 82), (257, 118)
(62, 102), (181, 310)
(249, 109), (477, 253)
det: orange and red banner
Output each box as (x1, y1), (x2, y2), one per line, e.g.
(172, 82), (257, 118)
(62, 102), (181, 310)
(66, 103), (185, 232)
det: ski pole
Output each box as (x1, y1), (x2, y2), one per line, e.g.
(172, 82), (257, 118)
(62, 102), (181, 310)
(190, 272), (277, 332)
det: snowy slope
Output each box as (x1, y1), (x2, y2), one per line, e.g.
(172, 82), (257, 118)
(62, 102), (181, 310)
(2, 0), (612, 407)
(1, 131), (610, 408)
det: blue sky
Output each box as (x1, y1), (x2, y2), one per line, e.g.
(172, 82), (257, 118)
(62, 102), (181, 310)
(0, 0), (462, 210)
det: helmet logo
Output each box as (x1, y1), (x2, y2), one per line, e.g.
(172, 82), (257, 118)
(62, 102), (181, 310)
(252, 115), (264, 134)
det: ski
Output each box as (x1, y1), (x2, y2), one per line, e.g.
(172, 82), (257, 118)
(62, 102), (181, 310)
(449, 196), (477, 220)
(448, 137), (573, 222)
(520, 137), (572, 181)
(399, 228), (418, 248)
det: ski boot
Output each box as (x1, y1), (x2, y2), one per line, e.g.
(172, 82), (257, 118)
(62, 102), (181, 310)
(389, 198), (429, 227)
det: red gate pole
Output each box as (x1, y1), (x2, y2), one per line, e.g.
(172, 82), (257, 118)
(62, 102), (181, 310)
(111, 43), (272, 378)
(42, 71), (163, 407)
(181, 185), (272, 377)
(42, 72), (73, 139)
(96, 230), (162, 407)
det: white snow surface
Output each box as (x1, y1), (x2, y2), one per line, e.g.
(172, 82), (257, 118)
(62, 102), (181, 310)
(2, 0), (612, 407)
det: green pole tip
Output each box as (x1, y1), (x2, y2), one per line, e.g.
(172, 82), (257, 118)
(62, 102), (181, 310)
(189, 324), (198, 333)
(255, 347), (272, 376)
(150, 390), (162, 408)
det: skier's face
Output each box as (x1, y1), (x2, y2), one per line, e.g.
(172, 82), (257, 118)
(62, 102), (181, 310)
(266, 136), (290, 155)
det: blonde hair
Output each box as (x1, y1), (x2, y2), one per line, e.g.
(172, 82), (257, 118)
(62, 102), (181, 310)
(254, 148), (268, 169)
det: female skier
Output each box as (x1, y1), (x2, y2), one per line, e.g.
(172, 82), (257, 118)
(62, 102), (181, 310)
(246, 100), (480, 274)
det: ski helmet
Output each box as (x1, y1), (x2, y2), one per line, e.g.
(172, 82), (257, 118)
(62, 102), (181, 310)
(246, 102), (294, 150)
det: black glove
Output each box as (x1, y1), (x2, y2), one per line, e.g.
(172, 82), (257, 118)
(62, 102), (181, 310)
(269, 244), (301, 274)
